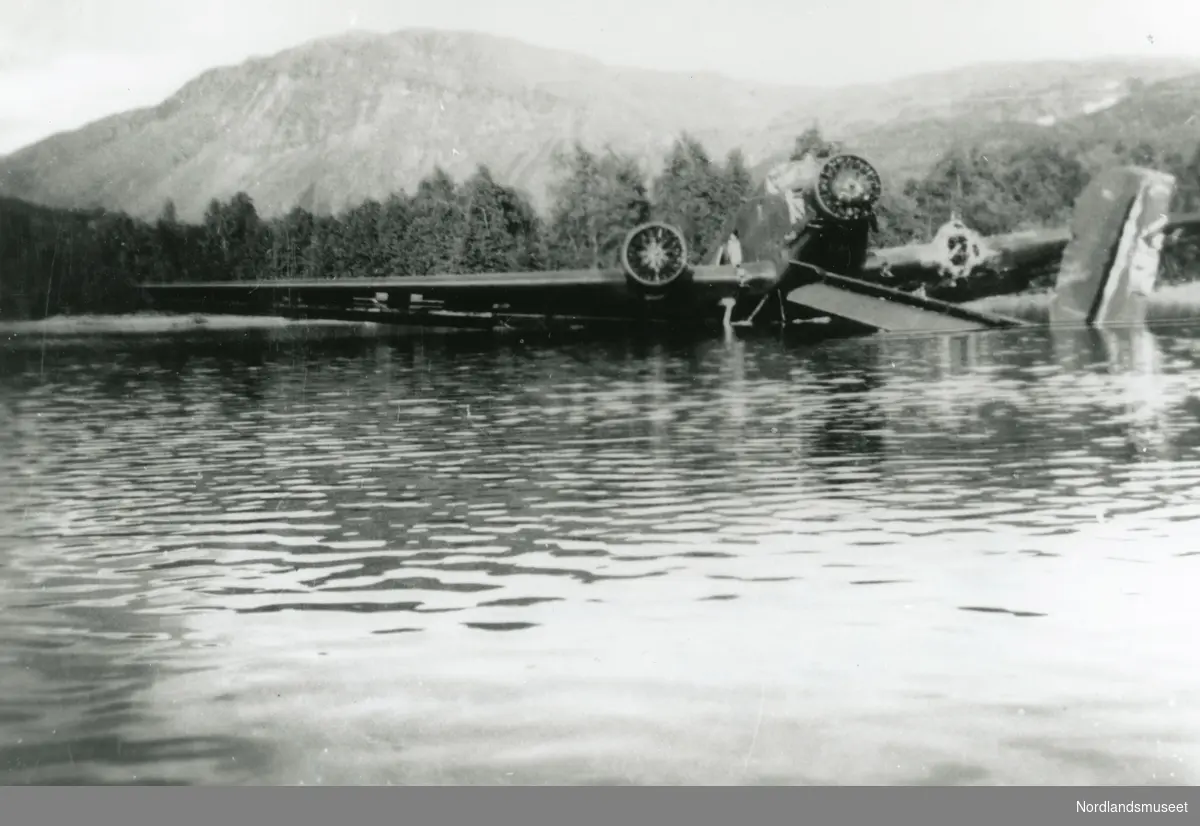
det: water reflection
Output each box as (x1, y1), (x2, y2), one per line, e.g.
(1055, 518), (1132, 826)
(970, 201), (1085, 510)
(1, 323), (1198, 785)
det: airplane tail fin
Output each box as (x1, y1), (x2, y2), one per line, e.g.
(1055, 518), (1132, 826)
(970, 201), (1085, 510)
(1050, 166), (1176, 327)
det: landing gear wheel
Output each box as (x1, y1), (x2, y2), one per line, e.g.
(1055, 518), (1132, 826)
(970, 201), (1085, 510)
(621, 222), (689, 290)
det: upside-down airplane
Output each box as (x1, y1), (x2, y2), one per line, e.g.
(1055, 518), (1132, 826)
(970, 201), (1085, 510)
(140, 153), (1200, 338)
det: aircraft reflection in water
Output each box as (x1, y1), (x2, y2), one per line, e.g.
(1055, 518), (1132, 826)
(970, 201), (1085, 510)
(1051, 325), (1176, 463)
(863, 321), (1200, 528)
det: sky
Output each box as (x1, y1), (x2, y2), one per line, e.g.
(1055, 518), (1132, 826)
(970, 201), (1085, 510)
(1, 0), (1199, 154)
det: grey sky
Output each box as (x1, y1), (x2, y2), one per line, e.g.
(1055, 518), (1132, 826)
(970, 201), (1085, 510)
(1, 0), (1197, 153)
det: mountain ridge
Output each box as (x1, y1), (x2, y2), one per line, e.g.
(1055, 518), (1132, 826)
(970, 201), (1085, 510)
(1, 28), (1198, 222)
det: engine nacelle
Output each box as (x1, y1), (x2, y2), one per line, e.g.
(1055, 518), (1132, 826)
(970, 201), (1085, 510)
(620, 221), (690, 290)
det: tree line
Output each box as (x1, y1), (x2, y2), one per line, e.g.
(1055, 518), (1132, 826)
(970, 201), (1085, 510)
(1, 126), (1198, 320)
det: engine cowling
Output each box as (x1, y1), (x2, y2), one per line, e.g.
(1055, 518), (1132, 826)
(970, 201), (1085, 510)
(620, 221), (690, 290)
(812, 154), (882, 223)
(929, 218), (994, 280)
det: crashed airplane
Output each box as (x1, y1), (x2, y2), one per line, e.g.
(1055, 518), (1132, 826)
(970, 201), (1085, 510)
(139, 153), (1198, 337)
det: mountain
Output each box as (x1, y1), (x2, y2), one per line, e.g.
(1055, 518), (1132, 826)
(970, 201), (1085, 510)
(0, 29), (1197, 222)
(752, 58), (1200, 180)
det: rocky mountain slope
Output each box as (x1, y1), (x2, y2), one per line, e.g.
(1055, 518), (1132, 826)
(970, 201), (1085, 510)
(0, 28), (1196, 221)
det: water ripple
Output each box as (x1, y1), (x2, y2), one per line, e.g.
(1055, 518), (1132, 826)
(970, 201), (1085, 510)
(1, 323), (1198, 784)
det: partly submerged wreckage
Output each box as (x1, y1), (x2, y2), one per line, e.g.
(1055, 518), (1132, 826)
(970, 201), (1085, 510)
(140, 155), (1199, 337)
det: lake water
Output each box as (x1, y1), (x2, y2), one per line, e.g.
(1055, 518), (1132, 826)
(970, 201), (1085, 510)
(1, 321), (1198, 785)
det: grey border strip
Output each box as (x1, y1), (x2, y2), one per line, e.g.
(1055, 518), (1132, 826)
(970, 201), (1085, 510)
(0, 786), (1195, 826)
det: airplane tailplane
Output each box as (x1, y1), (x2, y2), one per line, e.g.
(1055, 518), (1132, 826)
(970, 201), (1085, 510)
(1050, 166), (1176, 327)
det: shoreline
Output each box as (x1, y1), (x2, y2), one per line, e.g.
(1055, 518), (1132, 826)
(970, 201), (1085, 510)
(0, 312), (366, 336)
